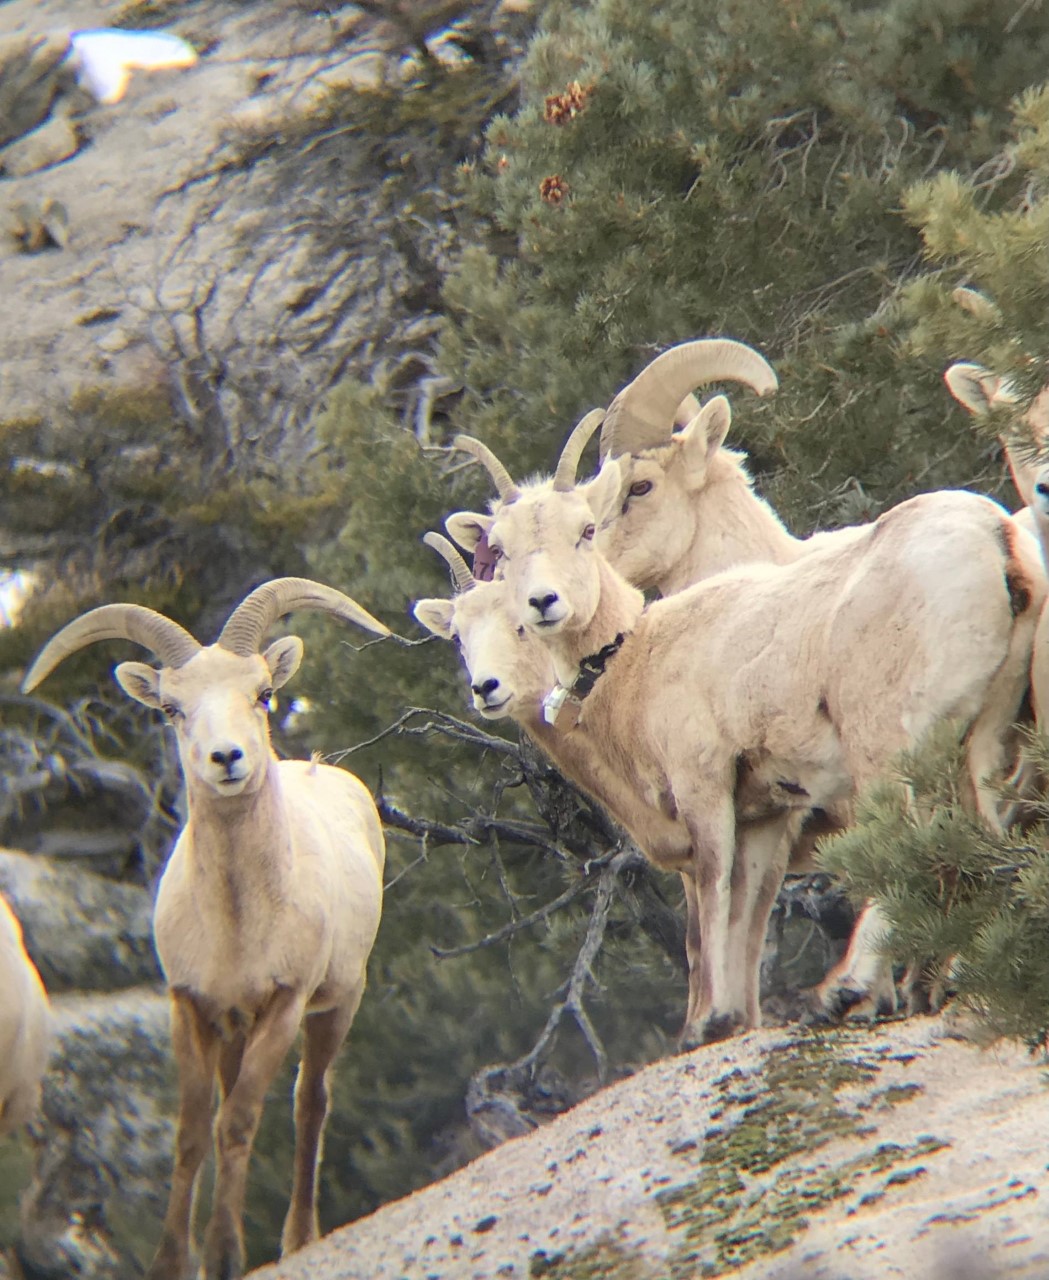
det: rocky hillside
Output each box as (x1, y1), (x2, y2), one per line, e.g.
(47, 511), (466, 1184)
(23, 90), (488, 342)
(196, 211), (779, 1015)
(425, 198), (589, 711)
(250, 1017), (1049, 1280)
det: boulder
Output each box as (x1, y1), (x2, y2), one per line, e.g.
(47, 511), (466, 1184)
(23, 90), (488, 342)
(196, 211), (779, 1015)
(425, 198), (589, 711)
(0, 113), (79, 177)
(0, 33), (68, 150)
(17, 988), (174, 1280)
(0, 850), (160, 993)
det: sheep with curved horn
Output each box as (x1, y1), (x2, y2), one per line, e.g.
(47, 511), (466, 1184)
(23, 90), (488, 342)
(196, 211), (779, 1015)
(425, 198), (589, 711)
(23, 578), (389, 1280)
(464, 437), (1043, 1047)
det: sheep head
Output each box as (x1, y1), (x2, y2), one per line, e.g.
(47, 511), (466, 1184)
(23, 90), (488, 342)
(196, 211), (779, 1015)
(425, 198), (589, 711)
(413, 534), (553, 720)
(485, 460), (625, 637)
(22, 578), (389, 799)
(588, 394), (737, 590)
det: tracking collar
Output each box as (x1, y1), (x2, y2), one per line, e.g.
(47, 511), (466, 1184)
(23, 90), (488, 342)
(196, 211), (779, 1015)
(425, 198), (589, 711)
(541, 632), (627, 728)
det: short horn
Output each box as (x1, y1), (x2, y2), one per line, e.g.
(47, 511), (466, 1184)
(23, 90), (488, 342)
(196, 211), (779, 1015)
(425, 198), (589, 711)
(217, 578), (390, 656)
(599, 338), (778, 459)
(423, 532), (475, 592)
(453, 435), (520, 502)
(553, 409), (605, 491)
(22, 604), (201, 692)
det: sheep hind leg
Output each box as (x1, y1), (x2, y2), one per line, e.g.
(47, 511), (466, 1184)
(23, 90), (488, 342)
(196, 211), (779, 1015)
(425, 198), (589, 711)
(810, 901), (897, 1022)
(281, 991), (363, 1257)
(145, 991), (221, 1280)
(737, 815), (795, 1028)
(201, 986), (307, 1280)
(679, 794), (748, 1049)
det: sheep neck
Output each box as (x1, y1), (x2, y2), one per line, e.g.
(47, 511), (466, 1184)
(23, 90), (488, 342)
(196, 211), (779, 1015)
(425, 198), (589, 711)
(550, 556), (644, 688)
(660, 448), (803, 593)
(182, 757), (293, 911)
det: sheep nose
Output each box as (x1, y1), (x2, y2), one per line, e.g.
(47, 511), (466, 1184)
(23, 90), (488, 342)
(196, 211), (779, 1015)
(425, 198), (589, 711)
(472, 677), (501, 701)
(210, 746), (244, 767)
(529, 591), (559, 617)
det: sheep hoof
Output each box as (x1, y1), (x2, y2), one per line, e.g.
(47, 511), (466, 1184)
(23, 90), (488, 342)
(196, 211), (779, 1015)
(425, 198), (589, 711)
(679, 1010), (744, 1050)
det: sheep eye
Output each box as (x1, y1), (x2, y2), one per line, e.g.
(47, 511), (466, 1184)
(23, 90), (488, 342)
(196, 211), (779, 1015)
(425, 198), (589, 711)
(161, 703), (181, 720)
(581, 524), (596, 541)
(258, 688), (274, 709)
(628, 479), (653, 497)
(489, 544), (503, 561)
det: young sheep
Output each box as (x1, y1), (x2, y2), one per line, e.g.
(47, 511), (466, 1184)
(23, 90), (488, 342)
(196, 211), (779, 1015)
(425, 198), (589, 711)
(0, 894), (50, 1137)
(22, 579), (389, 1280)
(446, 436), (1043, 1047)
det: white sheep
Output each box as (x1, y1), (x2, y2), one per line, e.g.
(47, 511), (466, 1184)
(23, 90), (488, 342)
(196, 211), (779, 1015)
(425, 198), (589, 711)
(0, 894), (50, 1137)
(414, 534), (822, 1033)
(443, 437), (1043, 1047)
(22, 578), (389, 1280)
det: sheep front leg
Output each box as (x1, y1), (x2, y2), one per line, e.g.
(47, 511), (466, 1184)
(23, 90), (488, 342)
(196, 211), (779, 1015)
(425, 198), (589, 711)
(146, 991), (221, 1280)
(201, 986), (307, 1280)
(281, 991), (363, 1256)
(680, 792), (742, 1049)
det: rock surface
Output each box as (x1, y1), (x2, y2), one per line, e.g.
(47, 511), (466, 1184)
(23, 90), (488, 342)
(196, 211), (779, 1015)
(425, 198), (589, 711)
(0, 848), (159, 991)
(249, 1018), (1049, 1280)
(0, 0), (474, 438)
(19, 987), (174, 1280)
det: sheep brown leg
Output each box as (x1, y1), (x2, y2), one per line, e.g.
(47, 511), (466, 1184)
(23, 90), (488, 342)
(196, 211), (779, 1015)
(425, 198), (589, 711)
(201, 986), (307, 1280)
(680, 795), (745, 1048)
(281, 993), (362, 1255)
(679, 872), (702, 1033)
(146, 991), (220, 1280)
(736, 815), (794, 1027)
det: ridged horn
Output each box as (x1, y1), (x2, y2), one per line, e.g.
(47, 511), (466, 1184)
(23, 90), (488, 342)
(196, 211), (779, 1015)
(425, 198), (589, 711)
(217, 577), (390, 656)
(553, 409), (605, 491)
(599, 339), (778, 459)
(453, 435), (520, 501)
(22, 604), (201, 692)
(423, 532), (475, 592)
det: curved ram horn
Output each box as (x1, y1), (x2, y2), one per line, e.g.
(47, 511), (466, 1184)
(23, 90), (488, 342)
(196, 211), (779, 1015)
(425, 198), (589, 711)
(452, 435), (520, 502)
(217, 578), (390, 656)
(599, 338), (778, 459)
(423, 532), (475, 592)
(553, 409), (605, 492)
(22, 604), (201, 692)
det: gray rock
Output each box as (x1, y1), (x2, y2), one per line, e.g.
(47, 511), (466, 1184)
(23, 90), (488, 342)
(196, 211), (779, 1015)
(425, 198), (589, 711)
(0, 113), (79, 177)
(0, 850), (160, 993)
(0, 33), (68, 150)
(18, 989), (174, 1280)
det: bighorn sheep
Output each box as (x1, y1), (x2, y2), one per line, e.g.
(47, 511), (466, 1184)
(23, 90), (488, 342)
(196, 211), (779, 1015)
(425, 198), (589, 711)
(445, 433), (1043, 1047)
(0, 894), (50, 1136)
(414, 534), (817, 1035)
(944, 286), (1047, 529)
(450, 337), (1045, 1018)
(22, 579), (389, 1280)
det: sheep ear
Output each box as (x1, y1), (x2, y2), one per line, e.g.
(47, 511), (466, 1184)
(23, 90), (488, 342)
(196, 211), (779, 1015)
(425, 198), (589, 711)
(944, 363), (996, 415)
(680, 395), (732, 479)
(445, 512), (493, 552)
(413, 599), (455, 638)
(585, 458), (623, 525)
(263, 636), (304, 689)
(114, 661), (162, 708)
